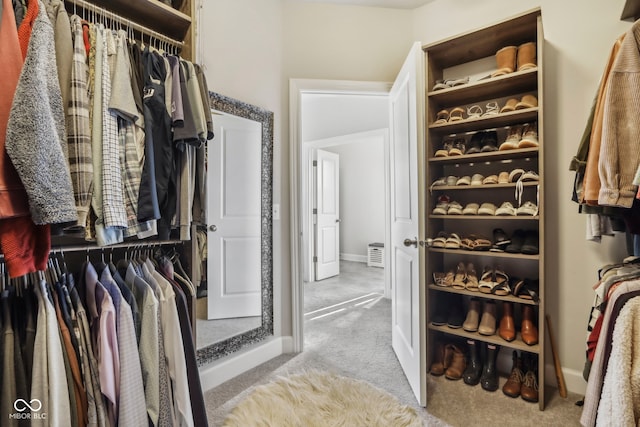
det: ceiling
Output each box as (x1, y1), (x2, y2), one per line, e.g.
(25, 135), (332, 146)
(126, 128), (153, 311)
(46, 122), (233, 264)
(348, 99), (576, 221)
(295, 0), (435, 9)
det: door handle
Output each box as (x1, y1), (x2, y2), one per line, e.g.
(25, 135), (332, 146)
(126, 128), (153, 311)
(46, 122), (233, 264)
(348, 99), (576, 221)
(209, 225), (217, 232)
(403, 237), (418, 248)
(335, 219), (341, 223)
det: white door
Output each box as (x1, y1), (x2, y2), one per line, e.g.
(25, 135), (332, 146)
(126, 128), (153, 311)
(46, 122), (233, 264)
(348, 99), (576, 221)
(207, 112), (262, 319)
(315, 149), (340, 280)
(389, 42), (426, 405)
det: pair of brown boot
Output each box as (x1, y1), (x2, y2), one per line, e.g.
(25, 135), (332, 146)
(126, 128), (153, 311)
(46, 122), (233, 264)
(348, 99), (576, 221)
(491, 42), (537, 77)
(498, 302), (538, 345)
(429, 341), (466, 380)
(502, 351), (539, 402)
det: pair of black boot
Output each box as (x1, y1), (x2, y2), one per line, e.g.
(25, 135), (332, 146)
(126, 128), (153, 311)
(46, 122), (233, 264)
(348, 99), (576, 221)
(462, 339), (500, 391)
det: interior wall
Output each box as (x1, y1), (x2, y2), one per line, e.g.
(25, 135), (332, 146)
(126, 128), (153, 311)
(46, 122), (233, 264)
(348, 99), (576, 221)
(301, 94), (389, 142)
(413, 0), (631, 392)
(198, 0), (285, 337)
(198, 0), (629, 394)
(324, 136), (386, 260)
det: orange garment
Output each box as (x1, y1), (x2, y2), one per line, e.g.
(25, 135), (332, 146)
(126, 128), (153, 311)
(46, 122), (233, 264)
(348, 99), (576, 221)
(582, 33), (625, 205)
(0, 0), (51, 278)
(0, 0), (30, 218)
(17, 0), (39, 59)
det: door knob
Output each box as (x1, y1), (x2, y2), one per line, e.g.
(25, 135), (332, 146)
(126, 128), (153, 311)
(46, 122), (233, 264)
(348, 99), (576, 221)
(209, 225), (217, 232)
(335, 219), (341, 223)
(403, 237), (418, 248)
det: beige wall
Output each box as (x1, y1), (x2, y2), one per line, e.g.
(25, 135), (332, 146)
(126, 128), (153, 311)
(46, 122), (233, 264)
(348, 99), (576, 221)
(413, 0), (631, 392)
(200, 0), (633, 392)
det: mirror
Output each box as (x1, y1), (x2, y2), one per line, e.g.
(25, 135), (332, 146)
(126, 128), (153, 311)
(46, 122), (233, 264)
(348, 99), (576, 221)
(195, 92), (273, 365)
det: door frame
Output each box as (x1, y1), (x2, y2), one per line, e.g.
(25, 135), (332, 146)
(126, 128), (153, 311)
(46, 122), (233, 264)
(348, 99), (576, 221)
(303, 130), (389, 284)
(290, 79), (392, 353)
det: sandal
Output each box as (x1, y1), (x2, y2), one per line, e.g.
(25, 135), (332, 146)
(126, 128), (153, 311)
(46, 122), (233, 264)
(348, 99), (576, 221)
(466, 105), (483, 120)
(508, 168), (525, 183)
(432, 231), (448, 248)
(492, 275), (511, 296)
(513, 278), (539, 302)
(452, 262), (467, 289)
(443, 269), (455, 287)
(482, 175), (499, 185)
(434, 109), (449, 125)
(435, 138), (454, 157)
(444, 233), (462, 249)
(472, 236), (492, 251)
(448, 107), (465, 122)
(460, 237), (476, 250)
(500, 98), (518, 113)
(482, 101), (500, 117)
(478, 267), (495, 294)
(465, 263), (479, 291)
(433, 271), (447, 286)
(493, 268), (509, 295)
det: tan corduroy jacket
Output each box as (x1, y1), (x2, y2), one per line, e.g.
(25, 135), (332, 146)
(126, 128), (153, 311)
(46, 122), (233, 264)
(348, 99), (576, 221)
(598, 21), (640, 208)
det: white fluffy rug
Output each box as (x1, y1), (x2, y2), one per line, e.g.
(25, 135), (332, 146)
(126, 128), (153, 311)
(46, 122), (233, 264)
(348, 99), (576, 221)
(222, 370), (423, 427)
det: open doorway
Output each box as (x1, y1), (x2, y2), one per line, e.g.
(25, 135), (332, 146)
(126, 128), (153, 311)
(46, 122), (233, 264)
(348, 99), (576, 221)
(290, 79), (393, 352)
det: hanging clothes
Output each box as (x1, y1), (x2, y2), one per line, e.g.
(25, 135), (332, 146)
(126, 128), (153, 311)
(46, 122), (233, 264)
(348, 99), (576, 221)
(5, 0), (76, 226)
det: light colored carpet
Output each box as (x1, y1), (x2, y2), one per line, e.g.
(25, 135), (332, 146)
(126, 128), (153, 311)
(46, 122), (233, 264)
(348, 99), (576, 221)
(204, 262), (583, 426)
(221, 370), (423, 427)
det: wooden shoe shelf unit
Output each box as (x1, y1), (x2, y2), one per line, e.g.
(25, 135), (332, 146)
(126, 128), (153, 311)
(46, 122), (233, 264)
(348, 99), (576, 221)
(423, 9), (546, 409)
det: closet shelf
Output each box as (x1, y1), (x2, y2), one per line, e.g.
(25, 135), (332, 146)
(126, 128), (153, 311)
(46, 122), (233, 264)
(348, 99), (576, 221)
(429, 108), (539, 135)
(427, 68), (538, 106)
(66, 0), (191, 41)
(429, 215), (540, 221)
(423, 7), (540, 68)
(429, 182), (539, 192)
(428, 284), (539, 306)
(428, 248), (539, 260)
(428, 147), (538, 164)
(429, 323), (541, 353)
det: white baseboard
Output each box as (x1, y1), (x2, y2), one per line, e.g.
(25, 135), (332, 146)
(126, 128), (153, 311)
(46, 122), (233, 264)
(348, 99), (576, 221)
(544, 364), (587, 396)
(199, 336), (293, 392)
(340, 253), (367, 263)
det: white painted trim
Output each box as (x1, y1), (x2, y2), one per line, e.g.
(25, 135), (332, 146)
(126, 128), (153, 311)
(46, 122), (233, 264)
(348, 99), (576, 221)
(290, 79), (393, 353)
(199, 336), (293, 391)
(544, 363), (587, 396)
(340, 253), (367, 263)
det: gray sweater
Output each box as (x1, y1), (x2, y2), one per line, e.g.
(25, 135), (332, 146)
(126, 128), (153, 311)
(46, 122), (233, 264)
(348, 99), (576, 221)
(5, 1), (77, 225)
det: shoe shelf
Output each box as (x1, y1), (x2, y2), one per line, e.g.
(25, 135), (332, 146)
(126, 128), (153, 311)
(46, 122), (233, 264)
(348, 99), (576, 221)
(428, 284), (539, 306)
(428, 323), (541, 354)
(428, 107), (539, 135)
(427, 68), (538, 106)
(429, 215), (539, 221)
(423, 7), (544, 410)
(430, 182), (539, 192)
(428, 147), (538, 164)
(428, 248), (539, 260)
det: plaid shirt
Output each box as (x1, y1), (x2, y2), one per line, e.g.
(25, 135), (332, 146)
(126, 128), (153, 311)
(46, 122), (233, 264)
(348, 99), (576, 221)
(101, 28), (127, 229)
(67, 15), (94, 230)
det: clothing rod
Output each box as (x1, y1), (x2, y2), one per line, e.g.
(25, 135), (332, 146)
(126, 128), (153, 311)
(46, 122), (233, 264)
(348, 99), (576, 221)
(65, 0), (185, 47)
(0, 239), (185, 259)
(48, 239), (185, 254)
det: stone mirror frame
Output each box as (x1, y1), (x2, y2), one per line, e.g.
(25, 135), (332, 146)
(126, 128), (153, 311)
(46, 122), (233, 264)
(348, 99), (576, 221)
(196, 92), (274, 366)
